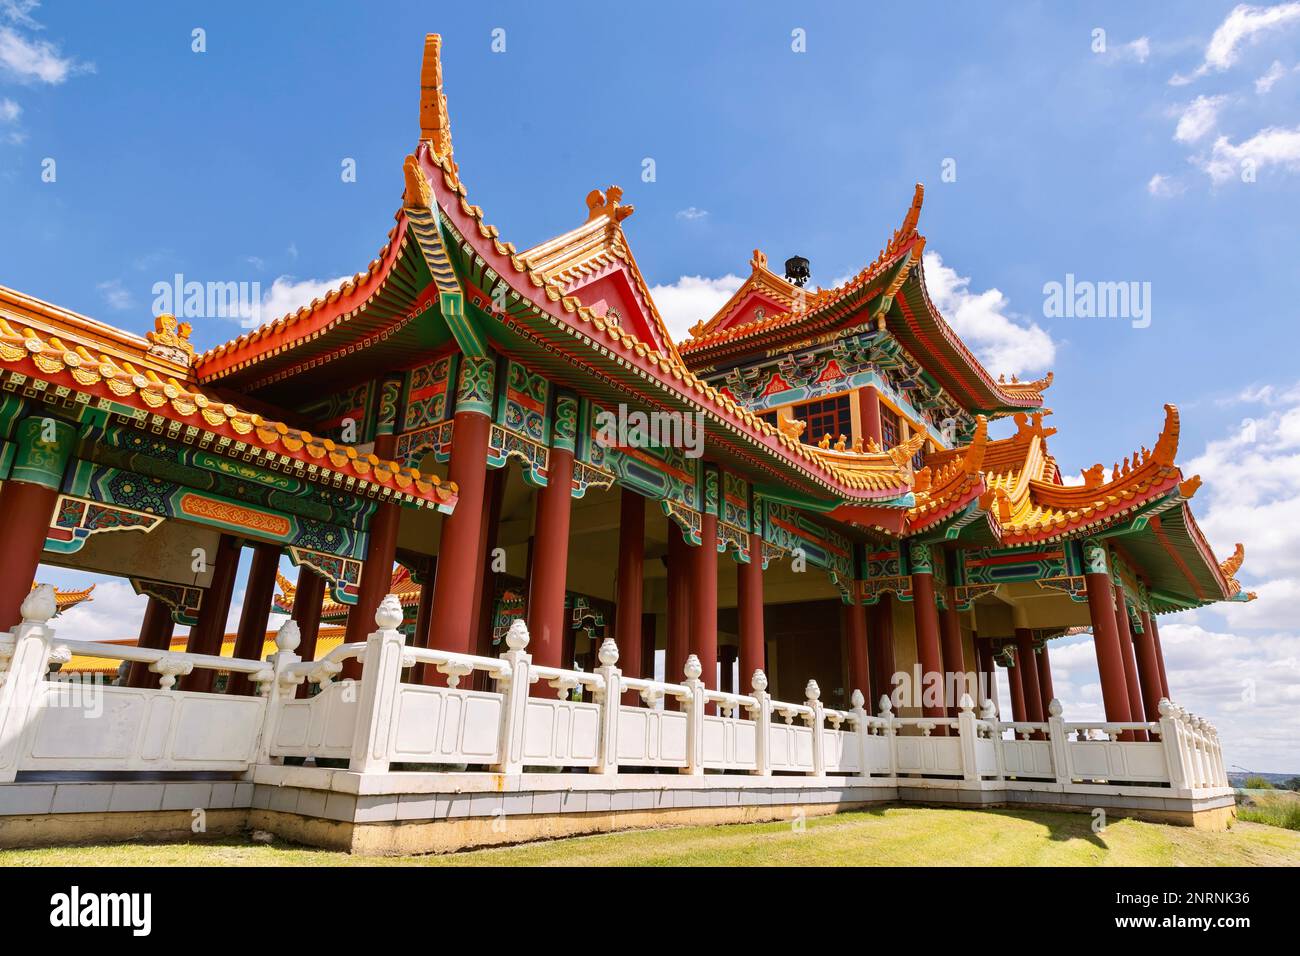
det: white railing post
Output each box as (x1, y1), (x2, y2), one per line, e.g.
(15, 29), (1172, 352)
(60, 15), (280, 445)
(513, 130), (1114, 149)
(347, 594), (407, 774)
(748, 669), (771, 776)
(1046, 698), (1070, 784)
(681, 654), (705, 775)
(491, 619), (531, 774)
(805, 679), (825, 777)
(850, 689), (870, 778)
(1157, 699), (1189, 791)
(255, 619), (303, 764)
(980, 698), (1005, 780)
(0, 585), (58, 783)
(957, 693), (979, 781)
(593, 637), (621, 775)
(878, 695), (898, 778)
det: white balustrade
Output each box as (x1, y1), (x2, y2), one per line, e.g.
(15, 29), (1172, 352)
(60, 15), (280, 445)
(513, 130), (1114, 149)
(0, 586), (1233, 796)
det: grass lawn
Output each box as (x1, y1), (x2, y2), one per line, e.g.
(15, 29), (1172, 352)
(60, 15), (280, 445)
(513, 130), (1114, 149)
(3, 807), (1300, 866)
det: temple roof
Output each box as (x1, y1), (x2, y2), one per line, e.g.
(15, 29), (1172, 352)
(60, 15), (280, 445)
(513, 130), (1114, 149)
(31, 581), (96, 615)
(0, 293), (457, 512)
(677, 186), (1053, 419)
(274, 565), (421, 620)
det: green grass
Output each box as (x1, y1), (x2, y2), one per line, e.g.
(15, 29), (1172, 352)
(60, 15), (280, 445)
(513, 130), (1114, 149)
(1238, 793), (1300, 831)
(3, 807), (1300, 866)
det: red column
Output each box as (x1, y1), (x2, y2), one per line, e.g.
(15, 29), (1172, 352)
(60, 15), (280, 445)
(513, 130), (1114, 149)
(1113, 584), (1148, 740)
(871, 595), (897, 713)
(181, 534), (241, 693)
(666, 521), (691, 684)
(1134, 610), (1164, 720)
(859, 385), (884, 448)
(291, 566), (326, 698)
(467, 469), (505, 655)
(126, 596), (176, 688)
(227, 541), (281, 695)
(614, 488), (645, 683)
(939, 595), (966, 716)
(1083, 546), (1133, 726)
(342, 500), (401, 680)
(737, 532), (765, 692)
(690, 514), (719, 693)
(429, 410), (492, 655)
(1036, 640), (1056, 715)
(1014, 628), (1044, 724)
(844, 598), (871, 705)
(526, 445), (573, 678)
(0, 480), (60, 631)
(909, 557), (945, 722)
(1006, 652), (1027, 722)
(1149, 613), (1171, 699)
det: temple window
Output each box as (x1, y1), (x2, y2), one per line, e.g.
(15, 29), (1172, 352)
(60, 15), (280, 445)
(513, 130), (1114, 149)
(795, 395), (851, 444)
(759, 410), (779, 428)
(880, 404), (901, 449)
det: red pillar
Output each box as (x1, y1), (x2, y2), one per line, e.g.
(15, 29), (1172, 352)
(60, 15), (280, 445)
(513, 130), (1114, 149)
(666, 521), (691, 684)
(1036, 640), (1056, 715)
(429, 409), (492, 655)
(859, 385), (884, 448)
(690, 514), (719, 694)
(227, 541), (281, 695)
(526, 445), (573, 677)
(909, 552), (945, 722)
(870, 595), (897, 713)
(1014, 628), (1044, 724)
(737, 532), (765, 692)
(342, 499), (401, 679)
(1134, 610), (1164, 721)
(291, 566), (327, 698)
(181, 534), (241, 692)
(1083, 546), (1133, 726)
(844, 598), (871, 705)
(1149, 613), (1171, 699)
(126, 596), (176, 688)
(0, 480), (60, 631)
(939, 595), (966, 716)
(1006, 651), (1027, 722)
(614, 488), (645, 684)
(1113, 584), (1148, 740)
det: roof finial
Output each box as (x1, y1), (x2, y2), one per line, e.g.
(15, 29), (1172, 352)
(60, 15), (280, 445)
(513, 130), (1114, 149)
(419, 34), (455, 168)
(585, 185), (634, 223)
(750, 248), (768, 271)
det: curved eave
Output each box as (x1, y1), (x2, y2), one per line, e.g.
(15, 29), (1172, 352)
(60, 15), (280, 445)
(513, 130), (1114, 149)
(416, 143), (914, 506)
(194, 211), (421, 387)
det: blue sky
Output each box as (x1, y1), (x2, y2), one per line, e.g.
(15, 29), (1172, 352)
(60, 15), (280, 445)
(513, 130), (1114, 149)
(3, 2), (1298, 771)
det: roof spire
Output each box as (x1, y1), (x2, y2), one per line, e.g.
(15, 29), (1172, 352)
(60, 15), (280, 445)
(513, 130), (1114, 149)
(585, 185), (634, 223)
(419, 34), (454, 167)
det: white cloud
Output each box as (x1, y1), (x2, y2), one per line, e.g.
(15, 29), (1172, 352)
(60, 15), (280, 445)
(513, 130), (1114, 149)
(1173, 94), (1227, 143)
(48, 580), (150, 645)
(921, 250), (1056, 377)
(1196, 124), (1300, 182)
(675, 207), (708, 221)
(1, 2), (42, 30)
(1146, 172), (1186, 198)
(1103, 36), (1151, 64)
(0, 24), (91, 84)
(1194, 2), (1300, 80)
(648, 274), (743, 341)
(1254, 58), (1291, 92)
(237, 274), (351, 328)
(96, 278), (134, 311)
(0, 95), (18, 121)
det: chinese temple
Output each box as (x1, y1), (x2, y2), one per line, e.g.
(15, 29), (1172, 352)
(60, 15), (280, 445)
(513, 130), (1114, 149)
(0, 33), (1253, 741)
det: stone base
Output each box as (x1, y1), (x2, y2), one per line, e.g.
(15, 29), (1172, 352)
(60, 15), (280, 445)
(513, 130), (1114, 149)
(0, 770), (1238, 854)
